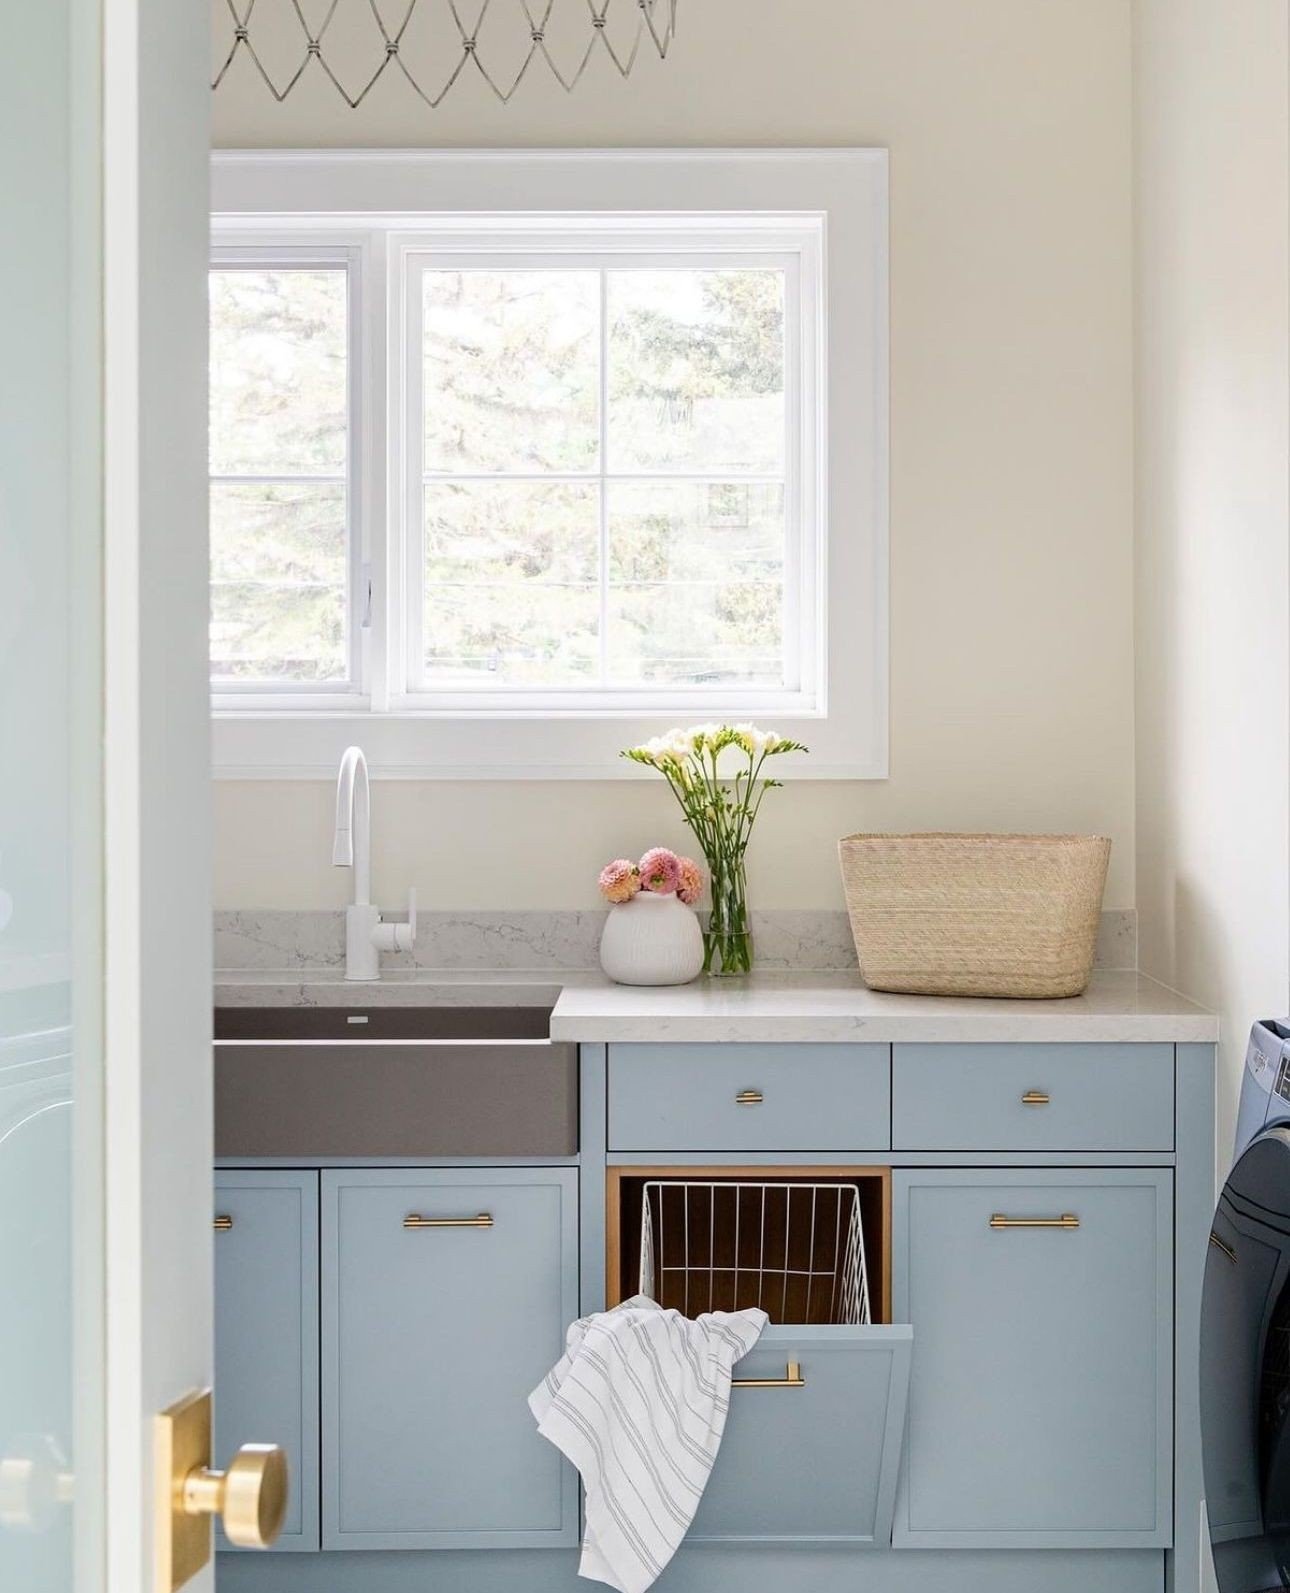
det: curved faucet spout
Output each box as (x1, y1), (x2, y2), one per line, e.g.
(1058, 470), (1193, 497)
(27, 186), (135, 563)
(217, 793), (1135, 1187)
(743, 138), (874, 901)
(333, 745), (371, 907)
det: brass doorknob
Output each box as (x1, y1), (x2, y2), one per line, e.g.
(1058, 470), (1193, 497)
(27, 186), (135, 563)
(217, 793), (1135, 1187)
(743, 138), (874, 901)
(0, 1435), (74, 1533)
(182, 1444), (288, 1549)
(157, 1389), (290, 1590)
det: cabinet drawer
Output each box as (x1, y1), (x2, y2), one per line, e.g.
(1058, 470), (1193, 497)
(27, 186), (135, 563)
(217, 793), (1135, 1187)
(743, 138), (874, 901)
(608, 1044), (890, 1152)
(214, 1171), (319, 1553)
(322, 1168), (578, 1551)
(894, 1169), (1173, 1548)
(689, 1325), (911, 1544)
(892, 1043), (1174, 1151)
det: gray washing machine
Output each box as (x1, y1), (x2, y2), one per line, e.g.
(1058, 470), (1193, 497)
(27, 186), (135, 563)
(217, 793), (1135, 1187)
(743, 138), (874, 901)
(1202, 1020), (1290, 1589)
(1233, 1021), (1290, 1159)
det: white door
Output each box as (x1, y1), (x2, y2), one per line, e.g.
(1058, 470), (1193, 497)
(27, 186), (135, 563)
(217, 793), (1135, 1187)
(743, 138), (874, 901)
(2, 3), (221, 1592)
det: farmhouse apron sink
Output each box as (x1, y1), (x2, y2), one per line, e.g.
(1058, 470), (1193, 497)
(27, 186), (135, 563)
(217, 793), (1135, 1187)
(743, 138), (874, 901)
(213, 1005), (576, 1158)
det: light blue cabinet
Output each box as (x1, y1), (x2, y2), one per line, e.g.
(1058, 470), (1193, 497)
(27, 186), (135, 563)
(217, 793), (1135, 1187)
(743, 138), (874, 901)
(893, 1168), (1174, 1549)
(892, 1043), (1175, 1152)
(690, 1325), (912, 1545)
(213, 1170), (320, 1553)
(213, 1016), (1212, 1593)
(321, 1168), (579, 1551)
(609, 1043), (891, 1151)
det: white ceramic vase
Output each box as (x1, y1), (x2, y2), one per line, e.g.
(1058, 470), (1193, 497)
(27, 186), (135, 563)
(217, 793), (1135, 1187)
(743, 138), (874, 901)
(599, 892), (705, 986)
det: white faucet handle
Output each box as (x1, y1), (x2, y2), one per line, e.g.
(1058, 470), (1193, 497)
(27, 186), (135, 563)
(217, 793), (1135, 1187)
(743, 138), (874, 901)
(392, 886), (417, 954)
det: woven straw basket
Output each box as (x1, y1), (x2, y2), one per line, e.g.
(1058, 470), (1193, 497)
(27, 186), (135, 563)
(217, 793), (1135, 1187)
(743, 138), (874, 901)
(838, 833), (1111, 999)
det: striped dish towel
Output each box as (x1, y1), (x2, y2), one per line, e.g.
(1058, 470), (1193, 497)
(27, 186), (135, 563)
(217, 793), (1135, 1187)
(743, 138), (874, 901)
(529, 1294), (767, 1593)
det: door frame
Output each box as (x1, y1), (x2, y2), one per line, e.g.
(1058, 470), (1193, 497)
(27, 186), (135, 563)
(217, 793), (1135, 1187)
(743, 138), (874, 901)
(101, 2), (213, 1590)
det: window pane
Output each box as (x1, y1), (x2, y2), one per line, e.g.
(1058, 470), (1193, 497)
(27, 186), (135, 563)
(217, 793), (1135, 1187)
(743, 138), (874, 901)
(211, 483), (348, 680)
(607, 481), (785, 685)
(210, 268), (348, 476)
(422, 270), (599, 474)
(607, 269), (786, 474)
(423, 481), (599, 684)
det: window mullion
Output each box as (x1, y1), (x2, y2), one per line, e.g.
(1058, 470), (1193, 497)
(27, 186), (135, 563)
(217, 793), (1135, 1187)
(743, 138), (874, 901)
(597, 267), (610, 691)
(400, 252), (425, 702)
(346, 239), (369, 705)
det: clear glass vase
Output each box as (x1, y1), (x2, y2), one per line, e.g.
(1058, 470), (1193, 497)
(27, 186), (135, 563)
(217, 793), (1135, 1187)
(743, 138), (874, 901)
(703, 856), (753, 976)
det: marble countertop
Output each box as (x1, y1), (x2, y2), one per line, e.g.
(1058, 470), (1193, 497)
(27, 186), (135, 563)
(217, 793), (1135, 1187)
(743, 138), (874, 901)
(214, 968), (1217, 1044)
(214, 967), (579, 1008)
(547, 970), (1216, 1043)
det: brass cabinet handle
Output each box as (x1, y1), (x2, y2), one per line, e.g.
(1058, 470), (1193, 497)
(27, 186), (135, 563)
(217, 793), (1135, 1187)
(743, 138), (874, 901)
(732, 1360), (804, 1389)
(213, 1215), (234, 1231)
(735, 1089), (763, 1106)
(1020, 1090), (1050, 1106)
(404, 1212), (494, 1230)
(990, 1213), (1079, 1230)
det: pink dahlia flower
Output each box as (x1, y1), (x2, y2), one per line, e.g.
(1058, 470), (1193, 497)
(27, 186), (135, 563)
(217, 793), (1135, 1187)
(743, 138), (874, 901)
(598, 859), (641, 904)
(638, 847), (682, 894)
(676, 856), (705, 906)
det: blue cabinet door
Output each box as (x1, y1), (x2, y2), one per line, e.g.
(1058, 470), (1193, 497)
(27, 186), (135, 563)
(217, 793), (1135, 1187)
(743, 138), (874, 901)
(321, 1168), (579, 1550)
(213, 1170), (320, 1553)
(689, 1325), (912, 1545)
(893, 1169), (1173, 1549)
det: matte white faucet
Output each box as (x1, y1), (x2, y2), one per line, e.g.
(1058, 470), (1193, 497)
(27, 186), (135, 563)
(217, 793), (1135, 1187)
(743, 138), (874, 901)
(332, 745), (417, 981)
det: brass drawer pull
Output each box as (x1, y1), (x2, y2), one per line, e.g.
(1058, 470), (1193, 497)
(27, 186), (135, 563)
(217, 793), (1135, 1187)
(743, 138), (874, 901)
(1021, 1090), (1050, 1106)
(735, 1089), (764, 1106)
(404, 1212), (494, 1230)
(213, 1214), (234, 1231)
(990, 1213), (1079, 1231)
(732, 1360), (804, 1389)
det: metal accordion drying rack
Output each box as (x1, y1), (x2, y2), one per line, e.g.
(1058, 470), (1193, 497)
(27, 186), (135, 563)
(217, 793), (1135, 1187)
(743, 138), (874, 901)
(213, 0), (679, 107)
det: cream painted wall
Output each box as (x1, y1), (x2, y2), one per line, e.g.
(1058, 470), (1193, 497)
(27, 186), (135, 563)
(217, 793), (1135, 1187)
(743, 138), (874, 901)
(1133, 0), (1290, 1157)
(211, 0), (1136, 913)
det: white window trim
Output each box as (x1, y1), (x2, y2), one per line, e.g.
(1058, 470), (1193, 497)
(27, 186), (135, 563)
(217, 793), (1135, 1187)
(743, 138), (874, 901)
(210, 148), (889, 780)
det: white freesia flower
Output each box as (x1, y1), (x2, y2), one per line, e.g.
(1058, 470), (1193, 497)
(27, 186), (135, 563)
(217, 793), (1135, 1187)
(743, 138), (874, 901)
(732, 722), (774, 756)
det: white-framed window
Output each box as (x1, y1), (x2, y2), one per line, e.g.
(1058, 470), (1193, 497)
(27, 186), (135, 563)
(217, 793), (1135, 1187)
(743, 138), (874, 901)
(209, 244), (364, 700)
(211, 150), (888, 778)
(393, 229), (818, 713)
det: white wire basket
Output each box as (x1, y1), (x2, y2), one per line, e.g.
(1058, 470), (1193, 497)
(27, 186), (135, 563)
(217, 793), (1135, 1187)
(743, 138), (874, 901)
(638, 1180), (871, 1325)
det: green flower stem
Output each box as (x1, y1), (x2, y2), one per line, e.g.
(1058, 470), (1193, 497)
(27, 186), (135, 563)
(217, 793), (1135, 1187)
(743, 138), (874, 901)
(622, 729), (806, 978)
(651, 745), (772, 976)
(705, 852), (752, 976)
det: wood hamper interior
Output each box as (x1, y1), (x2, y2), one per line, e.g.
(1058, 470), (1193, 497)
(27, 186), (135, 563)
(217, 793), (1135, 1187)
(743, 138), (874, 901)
(606, 1166), (892, 1325)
